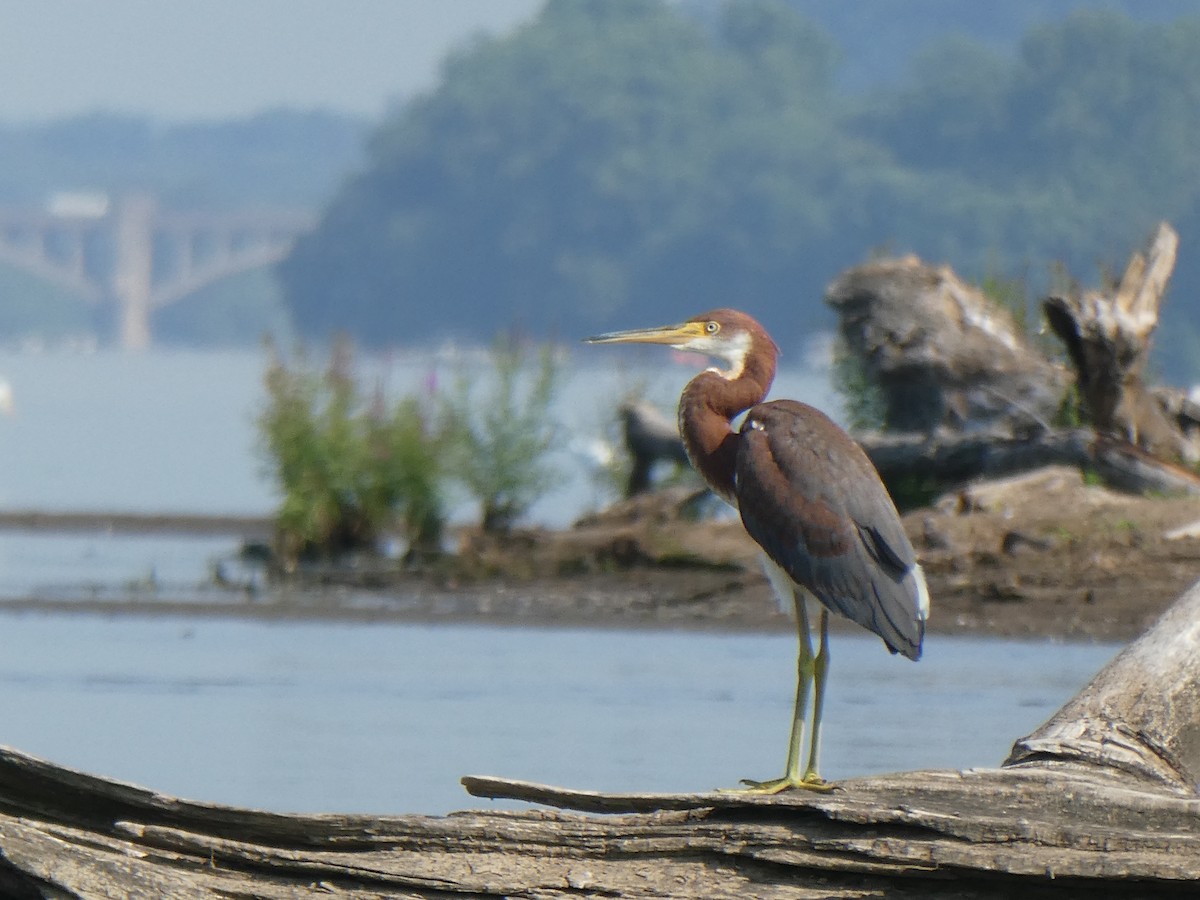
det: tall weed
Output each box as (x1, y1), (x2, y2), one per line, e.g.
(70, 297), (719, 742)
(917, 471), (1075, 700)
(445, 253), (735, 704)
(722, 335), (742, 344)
(441, 336), (563, 533)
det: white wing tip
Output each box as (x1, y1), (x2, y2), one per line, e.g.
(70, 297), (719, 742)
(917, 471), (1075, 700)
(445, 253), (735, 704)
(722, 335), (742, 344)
(912, 563), (931, 621)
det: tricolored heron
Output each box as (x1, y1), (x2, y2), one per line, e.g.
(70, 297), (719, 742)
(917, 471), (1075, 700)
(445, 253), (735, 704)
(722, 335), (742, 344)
(585, 309), (928, 792)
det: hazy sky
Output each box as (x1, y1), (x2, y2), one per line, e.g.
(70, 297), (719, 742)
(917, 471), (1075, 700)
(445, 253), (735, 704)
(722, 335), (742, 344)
(0, 0), (543, 123)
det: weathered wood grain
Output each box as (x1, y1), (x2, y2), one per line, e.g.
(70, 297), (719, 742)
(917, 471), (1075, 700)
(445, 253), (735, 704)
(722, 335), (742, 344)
(1008, 568), (1200, 789)
(1, 747), (1199, 897)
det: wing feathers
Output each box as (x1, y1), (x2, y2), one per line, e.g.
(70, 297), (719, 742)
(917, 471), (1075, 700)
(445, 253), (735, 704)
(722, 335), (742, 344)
(736, 400), (926, 659)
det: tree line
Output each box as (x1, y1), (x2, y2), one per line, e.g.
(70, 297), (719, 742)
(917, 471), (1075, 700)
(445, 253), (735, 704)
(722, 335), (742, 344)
(280, 0), (1200, 383)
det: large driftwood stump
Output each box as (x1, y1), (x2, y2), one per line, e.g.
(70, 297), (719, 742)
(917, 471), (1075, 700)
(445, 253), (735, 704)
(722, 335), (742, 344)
(826, 256), (1065, 434)
(3, 582), (1200, 896)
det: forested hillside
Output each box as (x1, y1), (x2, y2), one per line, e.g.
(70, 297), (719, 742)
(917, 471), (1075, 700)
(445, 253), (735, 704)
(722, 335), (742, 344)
(1, 0), (1198, 377)
(769, 0), (1197, 91)
(280, 0), (1200, 381)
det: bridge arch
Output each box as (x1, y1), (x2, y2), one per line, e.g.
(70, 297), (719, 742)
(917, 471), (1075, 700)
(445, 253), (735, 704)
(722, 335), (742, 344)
(0, 193), (314, 349)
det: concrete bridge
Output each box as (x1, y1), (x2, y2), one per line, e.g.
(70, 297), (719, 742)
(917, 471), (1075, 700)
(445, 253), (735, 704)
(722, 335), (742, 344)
(0, 193), (314, 349)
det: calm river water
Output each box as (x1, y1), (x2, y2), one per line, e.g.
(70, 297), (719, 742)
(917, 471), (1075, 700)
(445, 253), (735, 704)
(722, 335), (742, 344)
(0, 614), (1112, 815)
(0, 346), (1117, 814)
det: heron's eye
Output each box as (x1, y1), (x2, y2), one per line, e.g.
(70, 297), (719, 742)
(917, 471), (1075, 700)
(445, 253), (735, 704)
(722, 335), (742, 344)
(705, 321), (720, 335)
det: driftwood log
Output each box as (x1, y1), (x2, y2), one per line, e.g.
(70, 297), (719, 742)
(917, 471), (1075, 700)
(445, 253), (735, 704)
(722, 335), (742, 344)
(619, 400), (689, 496)
(860, 429), (1200, 498)
(3, 582), (1200, 896)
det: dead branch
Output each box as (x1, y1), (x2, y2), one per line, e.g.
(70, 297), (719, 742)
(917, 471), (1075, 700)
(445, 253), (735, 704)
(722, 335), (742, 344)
(1044, 222), (1197, 462)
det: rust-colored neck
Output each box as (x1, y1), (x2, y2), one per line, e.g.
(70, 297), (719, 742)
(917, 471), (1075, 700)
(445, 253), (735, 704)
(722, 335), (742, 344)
(678, 335), (777, 502)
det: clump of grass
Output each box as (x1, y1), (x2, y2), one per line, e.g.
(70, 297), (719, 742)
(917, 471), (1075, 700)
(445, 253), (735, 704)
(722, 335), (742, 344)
(258, 338), (446, 569)
(978, 270), (1034, 335)
(978, 267), (1077, 368)
(440, 335), (564, 533)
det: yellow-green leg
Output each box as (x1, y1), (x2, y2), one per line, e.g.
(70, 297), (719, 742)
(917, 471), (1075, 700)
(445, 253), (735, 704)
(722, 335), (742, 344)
(802, 608), (830, 784)
(735, 598), (833, 794)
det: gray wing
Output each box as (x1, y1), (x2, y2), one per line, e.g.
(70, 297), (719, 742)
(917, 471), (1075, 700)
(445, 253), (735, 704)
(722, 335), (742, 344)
(735, 400), (926, 659)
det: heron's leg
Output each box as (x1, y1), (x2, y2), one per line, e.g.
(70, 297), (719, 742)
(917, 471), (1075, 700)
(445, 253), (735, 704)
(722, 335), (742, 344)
(801, 608), (830, 785)
(781, 597), (815, 782)
(734, 591), (832, 794)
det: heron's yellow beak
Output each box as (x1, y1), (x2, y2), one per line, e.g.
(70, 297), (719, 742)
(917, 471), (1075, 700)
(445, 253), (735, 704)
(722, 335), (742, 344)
(583, 321), (707, 346)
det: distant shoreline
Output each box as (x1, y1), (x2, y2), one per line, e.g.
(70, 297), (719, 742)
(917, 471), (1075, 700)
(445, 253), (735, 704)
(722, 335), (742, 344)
(0, 510), (272, 539)
(0, 567), (1139, 645)
(0, 480), (1195, 647)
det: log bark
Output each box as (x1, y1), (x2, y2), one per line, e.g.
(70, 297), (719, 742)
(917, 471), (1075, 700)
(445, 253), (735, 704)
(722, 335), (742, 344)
(4, 584), (1200, 895)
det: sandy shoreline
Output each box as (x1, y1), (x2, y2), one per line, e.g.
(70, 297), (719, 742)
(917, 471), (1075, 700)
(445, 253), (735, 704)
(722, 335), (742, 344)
(0, 559), (1173, 645)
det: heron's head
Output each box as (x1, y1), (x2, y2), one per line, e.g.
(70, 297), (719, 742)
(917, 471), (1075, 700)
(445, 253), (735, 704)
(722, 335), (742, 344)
(584, 308), (776, 380)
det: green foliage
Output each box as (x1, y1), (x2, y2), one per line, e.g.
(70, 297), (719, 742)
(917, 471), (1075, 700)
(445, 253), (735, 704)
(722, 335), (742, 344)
(280, 0), (854, 342)
(976, 268), (1066, 365)
(258, 334), (568, 564)
(3, 4), (1200, 378)
(441, 336), (564, 533)
(886, 473), (943, 513)
(258, 339), (446, 567)
(831, 338), (885, 432)
(1054, 384), (1089, 429)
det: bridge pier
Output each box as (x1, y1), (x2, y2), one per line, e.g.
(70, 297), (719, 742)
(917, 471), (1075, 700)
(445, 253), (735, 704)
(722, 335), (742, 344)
(113, 195), (156, 351)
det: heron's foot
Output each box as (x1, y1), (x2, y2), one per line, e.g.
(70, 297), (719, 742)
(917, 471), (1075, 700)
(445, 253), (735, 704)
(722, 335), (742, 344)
(725, 773), (835, 794)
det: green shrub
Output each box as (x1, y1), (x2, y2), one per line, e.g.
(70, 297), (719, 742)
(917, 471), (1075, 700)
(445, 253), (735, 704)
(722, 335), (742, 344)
(259, 333), (566, 566)
(441, 336), (564, 533)
(258, 339), (446, 568)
